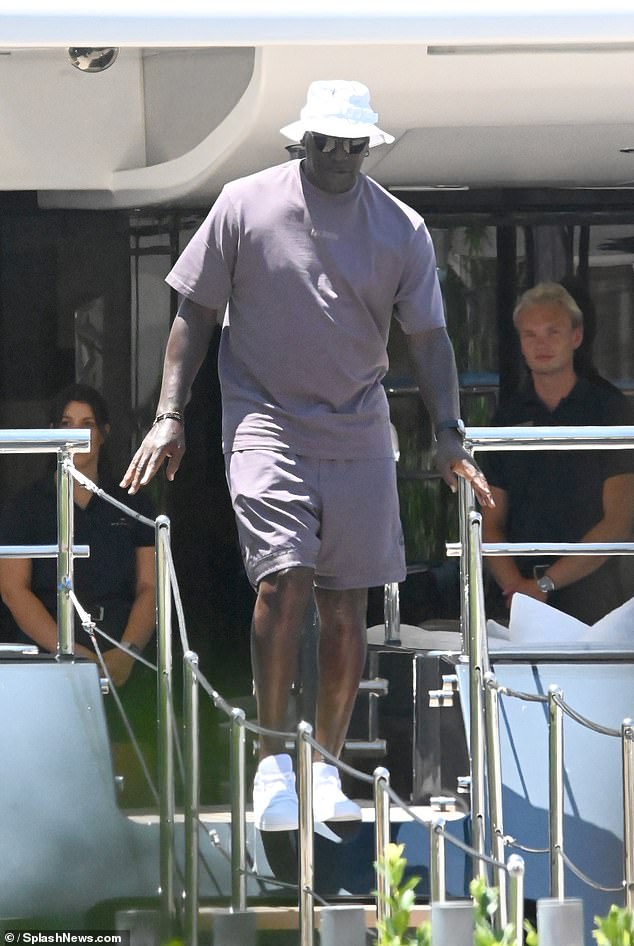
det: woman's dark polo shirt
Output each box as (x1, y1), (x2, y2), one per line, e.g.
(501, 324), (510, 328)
(0, 477), (155, 649)
(482, 376), (634, 623)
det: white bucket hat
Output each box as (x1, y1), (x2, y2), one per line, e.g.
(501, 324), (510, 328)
(280, 79), (395, 148)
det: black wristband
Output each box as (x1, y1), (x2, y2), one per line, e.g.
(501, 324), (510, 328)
(153, 411), (183, 426)
(435, 418), (466, 441)
(125, 643), (142, 657)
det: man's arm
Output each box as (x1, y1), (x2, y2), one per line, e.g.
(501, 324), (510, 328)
(407, 326), (494, 508)
(102, 546), (157, 686)
(0, 558), (96, 658)
(482, 474), (634, 607)
(545, 472), (634, 590)
(481, 486), (546, 605)
(121, 297), (218, 494)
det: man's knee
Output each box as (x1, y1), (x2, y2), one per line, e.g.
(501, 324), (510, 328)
(259, 565), (314, 594)
(315, 587), (368, 632)
(255, 566), (314, 617)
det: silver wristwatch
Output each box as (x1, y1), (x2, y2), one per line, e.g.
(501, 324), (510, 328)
(537, 574), (555, 595)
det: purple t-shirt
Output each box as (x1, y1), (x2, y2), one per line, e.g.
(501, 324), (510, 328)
(166, 160), (445, 459)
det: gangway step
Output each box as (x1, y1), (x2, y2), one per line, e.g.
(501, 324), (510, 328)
(128, 802), (467, 826)
(198, 902), (431, 931)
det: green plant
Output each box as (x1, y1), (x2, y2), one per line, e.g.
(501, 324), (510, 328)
(374, 842), (431, 945)
(470, 875), (538, 945)
(374, 845), (539, 946)
(593, 904), (634, 945)
(374, 843), (633, 946)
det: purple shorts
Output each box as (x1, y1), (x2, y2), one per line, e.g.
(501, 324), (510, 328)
(226, 450), (406, 590)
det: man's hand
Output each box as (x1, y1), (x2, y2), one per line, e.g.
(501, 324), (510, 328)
(120, 298), (217, 494)
(501, 577), (548, 609)
(120, 418), (185, 495)
(435, 430), (495, 508)
(102, 647), (135, 687)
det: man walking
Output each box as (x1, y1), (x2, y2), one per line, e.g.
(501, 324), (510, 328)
(122, 79), (492, 830)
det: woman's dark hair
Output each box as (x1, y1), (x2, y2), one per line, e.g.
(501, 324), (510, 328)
(48, 383), (111, 477)
(49, 383), (110, 430)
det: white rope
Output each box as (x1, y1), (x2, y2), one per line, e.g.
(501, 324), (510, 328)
(67, 590), (157, 671)
(66, 463), (156, 529)
(68, 589), (159, 805)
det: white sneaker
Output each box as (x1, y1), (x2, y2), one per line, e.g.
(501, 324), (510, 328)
(253, 753), (298, 831)
(312, 762), (362, 823)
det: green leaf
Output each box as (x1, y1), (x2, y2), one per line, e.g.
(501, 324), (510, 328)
(524, 918), (539, 945)
(593, 905), (634, 946)
(414, 922), (432, 946)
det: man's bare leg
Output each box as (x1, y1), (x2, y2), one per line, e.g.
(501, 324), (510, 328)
(251, 566), (315, 760)
(309, 586), (367, 822)
(251, 566), (315, 831)
(313, 586), (368, 758)
(251, 575), (366, 828)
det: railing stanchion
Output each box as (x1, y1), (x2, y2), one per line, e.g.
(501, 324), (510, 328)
(507, 854), (525, 945)
(622, 718), (634, 911)
(484, 672), (508, 926)
(384, 581), (400, 643)
(458, 473), (474, 656)
(374, 766), (391, 927)
(156, 515), (176, 936)
(429, 818), (446, 903)
(466, 508), (489, 880)
(230, 707), (248, 912)
(183, 651), (200, 946)
(548, 686), (565, 900)
(297, 722), (314, 946)
(56, 449), (75, 655)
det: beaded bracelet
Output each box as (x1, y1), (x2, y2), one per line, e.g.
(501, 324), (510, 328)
(153, 411), (184, 426)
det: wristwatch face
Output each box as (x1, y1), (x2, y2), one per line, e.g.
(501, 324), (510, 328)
(537, 576), (555, 594)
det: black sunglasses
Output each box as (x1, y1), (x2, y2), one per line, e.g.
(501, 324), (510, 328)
(310, 133), (369, 155)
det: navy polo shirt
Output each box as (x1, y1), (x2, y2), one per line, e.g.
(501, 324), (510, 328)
(482, 376), (634, 623)
(0, 476), (155, 648)
(483, 376), (634, 553)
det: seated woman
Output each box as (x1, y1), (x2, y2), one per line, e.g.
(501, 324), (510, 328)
(0, 383), (157, 804)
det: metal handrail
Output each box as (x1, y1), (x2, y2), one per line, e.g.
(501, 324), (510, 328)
(6, 427), (626, 940)
(170, 421), (634, 943)
(548, 687), (565, 900)
(622, 721), (634, 910)
(0, 430), (90, 657)
(0, 436), (173, 929)
(467, 510), (489, 881)
(465, 425), (634, 450)
(484, 671), (508, 925)
(0, 429), (91, 454)
(0, 545), (90, 558)
(379, 779), (526, 940)
(183, 652), (199, 946)
(459, 423), (634, 921)
(448, 541), (634, 557)
(156, 515), (176, 937)
(57, 453), (74, 654)
(178, 643), (532, 944)
(485, 672), (632, 897)
(35, 422), (634, 939)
